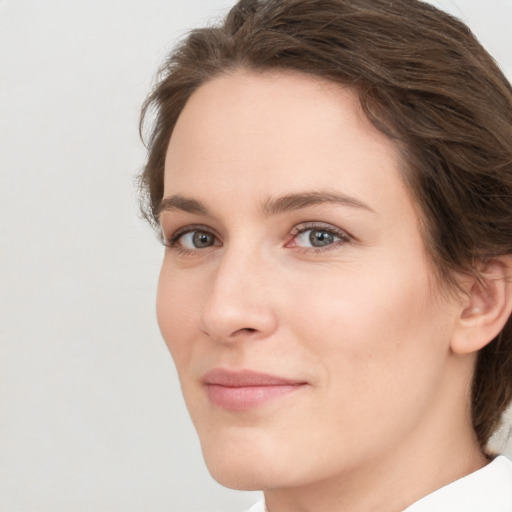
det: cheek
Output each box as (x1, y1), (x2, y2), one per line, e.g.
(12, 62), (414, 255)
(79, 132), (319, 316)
(270, 258), (453, 471)
(285, 255), (450, 402)
(156, 264), (199, 368)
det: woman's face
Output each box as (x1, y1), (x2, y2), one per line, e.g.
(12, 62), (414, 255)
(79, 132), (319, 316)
(157, 71), (463, 490)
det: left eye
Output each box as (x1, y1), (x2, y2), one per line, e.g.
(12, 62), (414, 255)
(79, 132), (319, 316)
(294, 228), (344, 248)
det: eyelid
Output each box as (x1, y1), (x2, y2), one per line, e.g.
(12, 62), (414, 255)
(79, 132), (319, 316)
(161, 221), (353, 254)
(286, 222), (353, 249)
(163, 224), (221, 250)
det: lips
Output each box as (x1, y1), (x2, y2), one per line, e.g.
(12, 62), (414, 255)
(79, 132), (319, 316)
(202, 369), (306, 411)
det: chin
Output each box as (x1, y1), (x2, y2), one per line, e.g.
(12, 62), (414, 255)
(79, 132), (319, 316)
(199, 430), (291, 491)
(208, 464), (269, 491)
(202, 451), (270, 490)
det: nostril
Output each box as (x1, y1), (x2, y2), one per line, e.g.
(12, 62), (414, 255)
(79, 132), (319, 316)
(238, 327), (257, 334)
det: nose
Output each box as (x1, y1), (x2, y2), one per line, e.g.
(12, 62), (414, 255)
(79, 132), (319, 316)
(199, 245), (279, 344)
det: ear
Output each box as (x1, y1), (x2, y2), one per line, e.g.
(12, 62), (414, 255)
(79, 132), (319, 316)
(451, 257), (512, 355)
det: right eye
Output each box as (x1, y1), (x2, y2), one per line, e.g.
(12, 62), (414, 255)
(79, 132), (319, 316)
(165, 227), (221, 252)
(179, 230), (217, 249)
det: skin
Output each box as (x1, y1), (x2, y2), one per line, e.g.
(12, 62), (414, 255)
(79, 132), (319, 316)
(157, 70), (489, 512)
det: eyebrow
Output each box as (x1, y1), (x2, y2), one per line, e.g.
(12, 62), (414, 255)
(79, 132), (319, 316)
(158, 191), (374, 218)
(262, 191), (375, 215)
(158, 195), (209, 216)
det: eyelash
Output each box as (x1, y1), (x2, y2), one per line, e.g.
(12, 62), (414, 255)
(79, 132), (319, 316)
(163, 224), (216, 256)
(163, 222), (352, 255)
(288, 223), (351, 252)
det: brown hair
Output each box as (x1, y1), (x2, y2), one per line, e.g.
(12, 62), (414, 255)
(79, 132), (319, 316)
(139, 0), (512, 448)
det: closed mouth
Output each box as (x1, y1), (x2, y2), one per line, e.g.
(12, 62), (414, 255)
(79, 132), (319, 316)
(202, 368), (307, 410)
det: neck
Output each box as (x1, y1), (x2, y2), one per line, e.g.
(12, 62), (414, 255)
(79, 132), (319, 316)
(264, 440), (486, 512)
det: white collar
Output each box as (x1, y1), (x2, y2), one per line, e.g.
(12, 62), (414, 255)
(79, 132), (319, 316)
(403, 455), (512, 512)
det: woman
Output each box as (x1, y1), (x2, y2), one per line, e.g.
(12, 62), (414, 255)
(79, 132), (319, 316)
(139, 0), (512, 510)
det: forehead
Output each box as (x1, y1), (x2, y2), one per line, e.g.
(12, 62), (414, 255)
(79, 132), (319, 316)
(164, 70), (409, 214)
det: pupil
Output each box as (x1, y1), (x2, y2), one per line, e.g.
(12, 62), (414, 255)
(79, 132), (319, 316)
(193, 232), (212, 248)
(310, 230), (333, 247)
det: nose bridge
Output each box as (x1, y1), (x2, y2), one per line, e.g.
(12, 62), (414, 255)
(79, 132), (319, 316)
(199, 240), (277, 341)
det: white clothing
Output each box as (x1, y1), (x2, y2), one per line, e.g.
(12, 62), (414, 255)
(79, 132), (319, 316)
(245, 501), (265, 512)
(244, 455), (512, 512)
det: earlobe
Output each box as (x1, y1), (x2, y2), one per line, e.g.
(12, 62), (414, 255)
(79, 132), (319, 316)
(451, 257), (512, 355)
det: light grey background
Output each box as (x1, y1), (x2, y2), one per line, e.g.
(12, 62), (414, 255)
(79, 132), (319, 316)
(1, 1), (511, 511)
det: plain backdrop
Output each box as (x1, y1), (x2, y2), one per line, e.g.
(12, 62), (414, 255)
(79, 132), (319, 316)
(1, 1), (511, 511)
